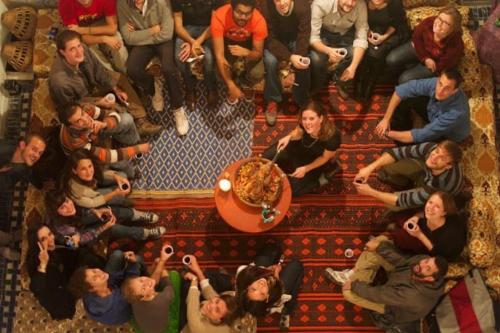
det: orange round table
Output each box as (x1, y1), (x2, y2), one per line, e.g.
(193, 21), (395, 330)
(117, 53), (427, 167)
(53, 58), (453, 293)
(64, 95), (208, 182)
(214, 158), (292, 233)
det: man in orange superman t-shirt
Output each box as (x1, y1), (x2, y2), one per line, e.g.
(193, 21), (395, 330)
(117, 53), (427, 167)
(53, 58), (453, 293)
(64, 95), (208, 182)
(211, 0), (268, 104)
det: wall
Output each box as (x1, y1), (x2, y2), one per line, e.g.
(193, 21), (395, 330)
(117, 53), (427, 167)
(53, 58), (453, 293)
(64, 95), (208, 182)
(0, 0), (10, 138)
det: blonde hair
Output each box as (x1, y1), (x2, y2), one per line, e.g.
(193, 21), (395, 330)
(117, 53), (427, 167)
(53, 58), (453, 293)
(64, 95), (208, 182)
(121, 277), (143, 302)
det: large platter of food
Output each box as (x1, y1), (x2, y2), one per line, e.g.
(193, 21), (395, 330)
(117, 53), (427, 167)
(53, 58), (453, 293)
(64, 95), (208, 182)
(233, 157), (284, 207)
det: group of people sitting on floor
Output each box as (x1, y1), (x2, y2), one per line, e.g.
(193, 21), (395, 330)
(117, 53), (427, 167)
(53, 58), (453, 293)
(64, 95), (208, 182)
(0, 0), (473, 331)
(48, 0), (466, 130)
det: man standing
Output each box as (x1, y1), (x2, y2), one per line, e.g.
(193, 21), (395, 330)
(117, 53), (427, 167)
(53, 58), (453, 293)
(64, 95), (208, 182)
(375, 69), (470, 144)
(211, 0), (268, 104)
(117, 0), (189, 136)
(325, 236), (447, 329)
(49, 30), (161, 137)
(310, 0), (368, 98)
(59, 0), (128, 73)
(260, 0), (311, 126)
(353, 141), (463, 210)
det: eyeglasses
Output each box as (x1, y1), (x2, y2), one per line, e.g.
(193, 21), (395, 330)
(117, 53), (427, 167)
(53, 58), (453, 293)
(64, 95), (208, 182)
(435, 15), (452, 28)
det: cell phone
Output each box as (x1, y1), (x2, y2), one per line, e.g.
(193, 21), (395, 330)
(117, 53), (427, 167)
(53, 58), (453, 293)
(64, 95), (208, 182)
(121, 183), (129, 191)
(278, 254), (285, 265)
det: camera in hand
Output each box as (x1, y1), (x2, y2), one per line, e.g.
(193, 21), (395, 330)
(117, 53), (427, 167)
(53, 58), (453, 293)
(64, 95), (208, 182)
(164, 246), (174, 255)
(354, 178), (364, 184)
(121, 183), (129, 191)
(407, 221), (416, 230)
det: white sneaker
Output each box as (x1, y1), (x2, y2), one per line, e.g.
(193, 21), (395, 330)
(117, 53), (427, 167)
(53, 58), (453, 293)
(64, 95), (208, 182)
(143, 226), (166, 239)
(152, 77), (164, 112)
(173, 106), (189, 136)
(325, 267), (353, 286)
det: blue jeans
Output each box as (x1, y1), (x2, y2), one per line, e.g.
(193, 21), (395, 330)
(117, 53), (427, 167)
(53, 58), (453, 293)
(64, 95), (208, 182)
(79, 206), (144, 241)
(174, 25), (217, 92)
(385, 41), (434, 84)
(105, 249), (144, 274)
(310, 28), (354, 92)
(253, 244), (304, 315)
(96, 172), (129, 206)
(100, 112), (140, 146)
(104, 224), (145, 241)
(263, 45), (310, 106)
(79, 206), (133, 225)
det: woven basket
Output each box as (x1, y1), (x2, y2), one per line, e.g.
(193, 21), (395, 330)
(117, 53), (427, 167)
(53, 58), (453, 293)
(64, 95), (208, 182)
(1, 6), (37, 40)
(2, 41), (33, 71)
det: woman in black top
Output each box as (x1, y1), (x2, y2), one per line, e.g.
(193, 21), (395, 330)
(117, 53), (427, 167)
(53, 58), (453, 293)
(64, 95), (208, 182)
(26, 223), (104, 319)
(262, 100), (340, 196)
(391, 191), (467, 261)
(354, 0), (410, 102)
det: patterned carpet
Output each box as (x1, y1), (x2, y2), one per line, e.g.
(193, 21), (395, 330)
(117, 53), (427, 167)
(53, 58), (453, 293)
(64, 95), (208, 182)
(4, 5), (498, 332)
(133, 81), (255, 195)
(0, 93), (31, 333)
(105, 86), (394, 332)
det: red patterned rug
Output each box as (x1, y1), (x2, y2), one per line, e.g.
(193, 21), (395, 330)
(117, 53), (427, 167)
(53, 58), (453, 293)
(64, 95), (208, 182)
(121, 86), (395, 332)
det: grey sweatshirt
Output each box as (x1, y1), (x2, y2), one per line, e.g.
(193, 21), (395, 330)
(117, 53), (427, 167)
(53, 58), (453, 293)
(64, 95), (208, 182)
(117, 0), (174, 46)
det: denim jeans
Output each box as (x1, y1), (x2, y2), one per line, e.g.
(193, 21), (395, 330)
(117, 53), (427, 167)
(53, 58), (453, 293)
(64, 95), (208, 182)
(88, 19), (128, 74)
(79, 206), (133, 225)
(263, 44), (310, 106)
(253, 244), (304, 315)
(80, 206), (144, 241)
(105, 249), (144, 274)
(310, 28), (354, 92)
(386, 42), (434, 84)
(174, 25), (217, 92)
(96, 171), (129, 206)
(100, 112), (140, 146)
(127, 41), (184, 109)
(224, 39), (265, 86)
(103, 224), (145, 241)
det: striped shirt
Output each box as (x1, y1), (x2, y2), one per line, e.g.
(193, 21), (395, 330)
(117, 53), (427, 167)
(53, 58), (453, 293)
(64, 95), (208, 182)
(385, 142), (463, 208)
(60, 104), (139, 163)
